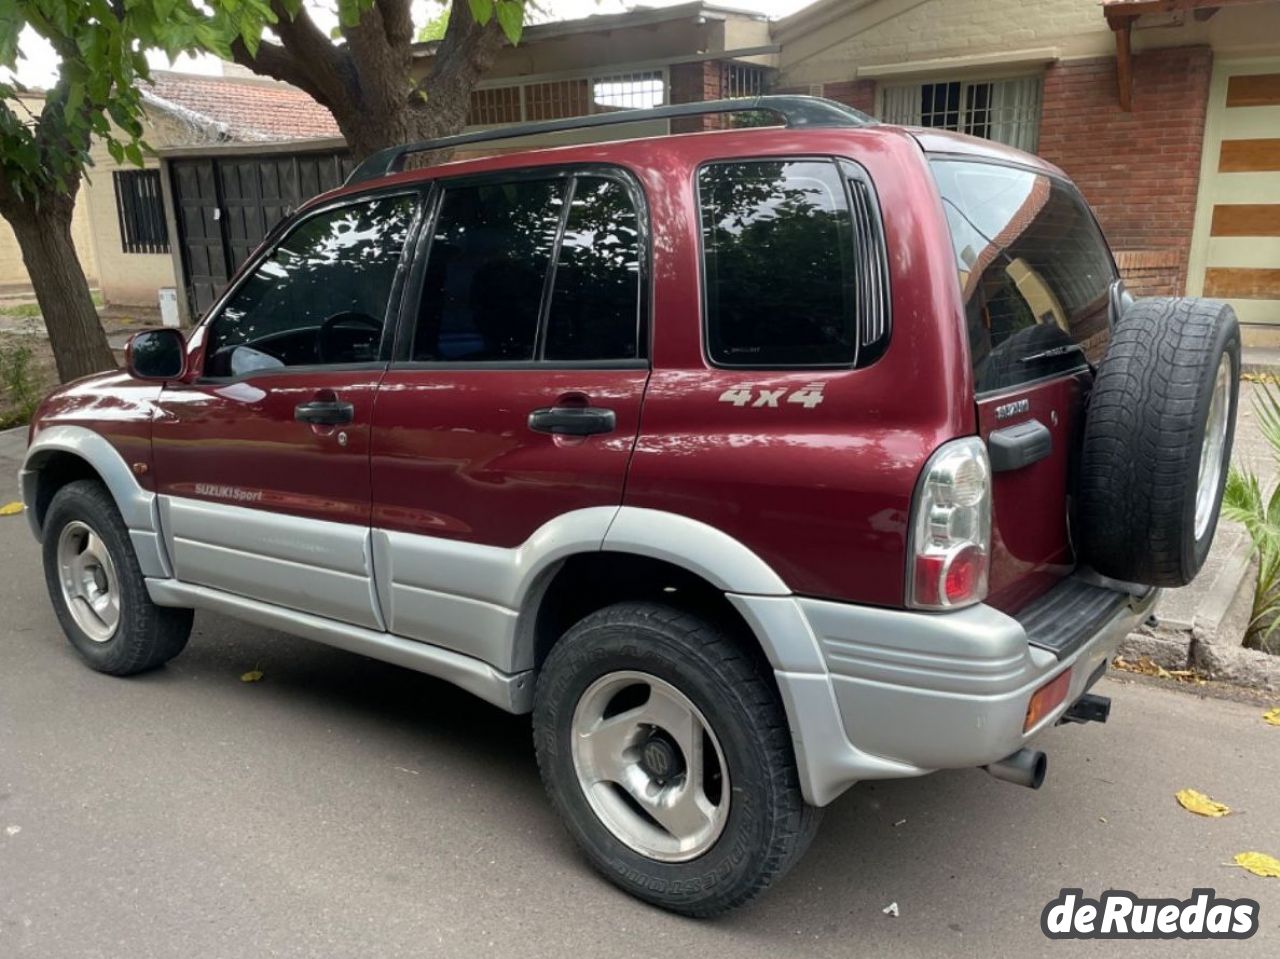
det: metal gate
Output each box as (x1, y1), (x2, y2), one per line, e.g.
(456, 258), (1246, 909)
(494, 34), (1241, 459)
(169, 150), (354, 317)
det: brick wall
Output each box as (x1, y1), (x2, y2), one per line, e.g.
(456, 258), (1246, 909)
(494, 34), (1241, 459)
(818, 79), (878, 116)
(1038, 46), (1213, 297)
(669, 61), (724, 133)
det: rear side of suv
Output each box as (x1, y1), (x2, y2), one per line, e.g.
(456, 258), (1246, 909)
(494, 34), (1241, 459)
(21, 98), (1240, 916)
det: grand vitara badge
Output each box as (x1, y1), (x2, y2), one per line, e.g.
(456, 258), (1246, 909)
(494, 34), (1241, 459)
(995, 398), (1031, 421)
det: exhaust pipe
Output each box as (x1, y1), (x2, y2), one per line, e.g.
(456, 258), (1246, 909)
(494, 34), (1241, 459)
(983, 748), (1047, 789)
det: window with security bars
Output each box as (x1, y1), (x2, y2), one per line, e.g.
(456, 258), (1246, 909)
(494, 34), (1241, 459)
(113, 169), (169, 255)
(880, 76), (1042, 153)
(466, 71), (667, 125)
(721, 63), (769, 99)
(592, 71), (665, 112)
(469, 86), (522, 125)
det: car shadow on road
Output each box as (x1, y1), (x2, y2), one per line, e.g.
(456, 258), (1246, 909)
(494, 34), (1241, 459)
(140, 610), (1125, 941)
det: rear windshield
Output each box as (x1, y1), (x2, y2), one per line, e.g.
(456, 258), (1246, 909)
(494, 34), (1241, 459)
(931, 159), (1116, 394)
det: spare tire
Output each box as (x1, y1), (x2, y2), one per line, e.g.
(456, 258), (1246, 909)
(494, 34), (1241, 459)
(1077, 297), (1240, 587)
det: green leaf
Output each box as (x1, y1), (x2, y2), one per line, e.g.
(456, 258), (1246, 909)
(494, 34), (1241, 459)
(495, 0), (524, 44)
(106, 138), (125, 165)
(469, 0), (494, 26)
(124, 141), (144, 167)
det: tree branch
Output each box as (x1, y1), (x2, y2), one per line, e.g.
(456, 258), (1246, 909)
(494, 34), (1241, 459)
(410, 1), (505, 136)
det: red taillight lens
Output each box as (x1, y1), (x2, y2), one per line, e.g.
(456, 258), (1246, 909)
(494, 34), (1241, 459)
(944, 544), (984, 604)
(907, 438), (992, 610)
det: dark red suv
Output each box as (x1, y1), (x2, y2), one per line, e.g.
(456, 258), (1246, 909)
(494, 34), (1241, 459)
(21, 97), (1240, 915)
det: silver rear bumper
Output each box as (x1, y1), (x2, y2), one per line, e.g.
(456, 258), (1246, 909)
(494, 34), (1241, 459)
(739, 583), (1157, 806)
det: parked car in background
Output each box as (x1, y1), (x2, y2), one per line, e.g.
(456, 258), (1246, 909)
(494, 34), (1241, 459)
(21, 97), (1240, 915)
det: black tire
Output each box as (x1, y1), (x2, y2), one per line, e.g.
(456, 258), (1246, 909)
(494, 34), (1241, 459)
(1077, 297), (1240, 586)
(533, 601), (819, 917)
(41, 480), (193, 675)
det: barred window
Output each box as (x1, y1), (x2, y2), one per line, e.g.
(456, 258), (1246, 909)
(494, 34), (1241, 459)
(468, 86), (522, 125)
(592, 71), (664, 112)
(880, 76), (1042, 153)
(721, 63), (769, 99)
(465, 71), (667, 126)
(113, 169), (169, 255)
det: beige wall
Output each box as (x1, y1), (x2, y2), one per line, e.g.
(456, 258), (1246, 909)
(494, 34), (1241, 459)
(0, 95), (186, 307)
(776, 0), (1280, 87)
(82, 137), (178, 309)
(0, 96), (100, 296)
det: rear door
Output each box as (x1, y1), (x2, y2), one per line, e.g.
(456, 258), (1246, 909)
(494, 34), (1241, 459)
(931, 159), (1118, 613)
(369, 169), (649, 664)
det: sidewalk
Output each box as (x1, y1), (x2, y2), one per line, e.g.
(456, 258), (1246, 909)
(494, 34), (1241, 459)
(1122, 377), (1278, 689)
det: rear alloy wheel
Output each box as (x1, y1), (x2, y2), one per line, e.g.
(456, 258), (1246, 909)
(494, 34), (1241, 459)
(570, 670), (730, 863)
(1077, 297), (1241, 586)
(534, 601), (819, 917)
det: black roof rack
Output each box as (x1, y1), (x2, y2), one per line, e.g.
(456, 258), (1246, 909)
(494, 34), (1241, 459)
(345, 95), (874, 186)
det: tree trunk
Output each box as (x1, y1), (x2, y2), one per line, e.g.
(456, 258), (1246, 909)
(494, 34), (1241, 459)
(7, 192), (116, 382)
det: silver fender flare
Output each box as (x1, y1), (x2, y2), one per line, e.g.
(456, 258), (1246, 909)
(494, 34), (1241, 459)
(21, 425), (171, 577)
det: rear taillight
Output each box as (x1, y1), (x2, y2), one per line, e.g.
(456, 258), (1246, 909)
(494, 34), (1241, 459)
(907, 437), (992, 610)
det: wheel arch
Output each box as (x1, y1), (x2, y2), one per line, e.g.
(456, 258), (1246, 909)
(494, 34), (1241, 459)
(22, 426), (170, 578)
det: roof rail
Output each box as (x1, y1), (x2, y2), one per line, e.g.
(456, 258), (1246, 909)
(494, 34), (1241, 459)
(345, 95), (874, 186)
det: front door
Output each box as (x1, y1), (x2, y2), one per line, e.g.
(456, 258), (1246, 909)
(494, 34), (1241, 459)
(152, 190), (422, 630)
(369, 171), (650, 663)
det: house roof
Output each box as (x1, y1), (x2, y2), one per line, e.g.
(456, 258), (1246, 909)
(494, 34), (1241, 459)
(142, 71), (340, 143)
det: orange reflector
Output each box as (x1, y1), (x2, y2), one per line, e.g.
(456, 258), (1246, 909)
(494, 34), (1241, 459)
(1025, 670), (1072, 732)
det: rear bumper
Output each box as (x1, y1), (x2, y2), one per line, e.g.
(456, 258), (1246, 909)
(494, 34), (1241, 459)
(740, 581), (1157, 806)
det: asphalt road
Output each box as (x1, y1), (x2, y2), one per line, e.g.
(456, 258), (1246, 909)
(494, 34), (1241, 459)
(1, 501), (1279, 957)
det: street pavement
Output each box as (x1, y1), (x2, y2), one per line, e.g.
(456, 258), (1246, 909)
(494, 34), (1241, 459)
(1, 434), (1278, 957)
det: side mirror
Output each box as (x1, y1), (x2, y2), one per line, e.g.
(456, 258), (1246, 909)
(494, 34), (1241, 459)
(126, 328), (187, 381)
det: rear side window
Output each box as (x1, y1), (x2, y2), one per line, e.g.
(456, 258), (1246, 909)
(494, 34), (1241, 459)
(413, 180), (563, 362)
(544, 177), (642, 361)
(698, 160), (860, 367)
(930, 159), (1116, 394)
(411, 172), (644, 364)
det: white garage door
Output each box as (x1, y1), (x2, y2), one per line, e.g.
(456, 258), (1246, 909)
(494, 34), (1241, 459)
(1187, 57), (1280, 328)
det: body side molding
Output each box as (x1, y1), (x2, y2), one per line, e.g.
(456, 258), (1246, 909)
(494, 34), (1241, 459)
(146, 578), (534, 713)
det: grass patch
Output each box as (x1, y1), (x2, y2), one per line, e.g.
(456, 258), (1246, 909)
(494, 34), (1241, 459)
(0, 328), (57, 429)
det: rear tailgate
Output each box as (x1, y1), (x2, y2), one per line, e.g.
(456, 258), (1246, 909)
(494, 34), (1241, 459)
(930, 158), (1117, 614)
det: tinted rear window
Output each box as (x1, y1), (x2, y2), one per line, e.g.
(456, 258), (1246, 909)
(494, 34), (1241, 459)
(931, 159), (1116, 394)
(699, 160), (858, 367)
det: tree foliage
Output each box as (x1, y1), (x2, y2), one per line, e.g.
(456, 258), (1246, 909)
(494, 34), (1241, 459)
(0, 0), (272, 209)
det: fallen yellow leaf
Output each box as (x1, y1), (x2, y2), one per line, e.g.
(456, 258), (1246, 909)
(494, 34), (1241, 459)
(240, 669), (264, 683)
(1265, 707), (1280, 727)
(1234, 852), (1280, 878)
(0, 501), (24, 516)
(1175, 788), (1230, 817)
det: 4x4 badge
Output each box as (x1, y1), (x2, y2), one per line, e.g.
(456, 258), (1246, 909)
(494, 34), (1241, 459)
(718, 383), (826, 409)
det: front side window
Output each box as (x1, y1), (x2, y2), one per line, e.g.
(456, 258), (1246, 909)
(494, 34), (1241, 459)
(699, 159), (858, 367)
(204, 194), (417, 377)
(931, 159), (1117, 394)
